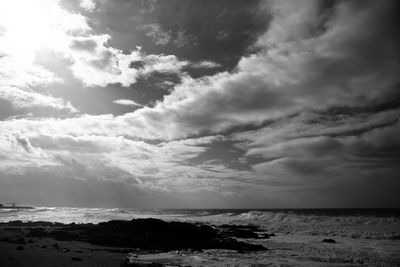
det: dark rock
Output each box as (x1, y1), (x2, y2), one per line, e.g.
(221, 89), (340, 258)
(121, 259), (166, 267)
(258, 233), (275, 239)
(4, 227), (21, 232)
(71, 257), (83, 261)
(6, 220), (64, 227)
(107, 248), (133, 253)
(0, 236), (27, 244)
(27, 227), (47, 238)
(5, 218), (266, 252)
(82, 218), (266, 252)
(229, 229), (259, 238)
(217, 224), (272, 239)
(16, 245), (24, 250)
(322, 238), (336, 243)
(16, 237), (26, 245)
(8, 221), (24, 227)
(48, 230), (80, 241)
(218, 224), (261, 231)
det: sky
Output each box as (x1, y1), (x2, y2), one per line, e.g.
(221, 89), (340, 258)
(0, 0), (399, 208)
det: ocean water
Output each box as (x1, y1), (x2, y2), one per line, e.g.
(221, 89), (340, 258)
(1, 208), (400, 265)
(1, 207), (400, 239)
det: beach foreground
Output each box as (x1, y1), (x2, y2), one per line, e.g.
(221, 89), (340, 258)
(0, 219), (268, 267)
(1, 215), (400, 266)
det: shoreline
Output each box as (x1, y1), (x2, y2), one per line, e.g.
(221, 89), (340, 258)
(1, 217), (400, 266)
(0, 218), (269, 267)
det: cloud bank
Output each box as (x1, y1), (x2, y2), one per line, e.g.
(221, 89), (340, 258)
(1, 0), (399, 207)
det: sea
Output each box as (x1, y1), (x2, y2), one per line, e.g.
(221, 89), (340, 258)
(1, 208), (400, 266)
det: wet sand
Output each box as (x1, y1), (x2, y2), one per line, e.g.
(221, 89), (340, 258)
(0, 236), (125, 267)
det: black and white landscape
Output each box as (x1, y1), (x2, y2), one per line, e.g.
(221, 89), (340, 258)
(0, 0), (400, 266)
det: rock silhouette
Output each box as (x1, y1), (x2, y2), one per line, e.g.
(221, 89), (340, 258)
(2, 219), (266, 252)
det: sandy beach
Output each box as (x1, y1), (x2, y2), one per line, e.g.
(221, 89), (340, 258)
(1, 216), (400, 267)
(0, 236), (124, 267)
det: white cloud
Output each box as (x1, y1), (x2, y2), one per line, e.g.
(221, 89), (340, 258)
(80, 0), (96, 12)
(68, 34), (125, 87)
(136, 52), (189, 76)
(0, 56), (62, 88)
(68, 37), (189, 87)
(1, 0), (399, 202)
(12, 133), (254, 193)
(0, 0), (398, 141)
(0, 0), (89, 112)
(0, 134), (58, 173)
(233, 109), (400, 151)
(230, 108), (400, 185)
(0, 0), (189, 115)
(112, 0), (400, 140)
(0, 86), (78, 112)
(113, 99), (142, 107)
(190, 60), (221, 69)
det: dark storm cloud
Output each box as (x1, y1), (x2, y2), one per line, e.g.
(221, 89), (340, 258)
(235, 110), (400, 188)
(106, 0), (400, 201)
(127, 0), (400, 139)
(150, 0), (269, 53)
(89, 0), (269, 69)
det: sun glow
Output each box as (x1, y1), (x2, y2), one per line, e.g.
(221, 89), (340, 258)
(0, 0), (89, 65)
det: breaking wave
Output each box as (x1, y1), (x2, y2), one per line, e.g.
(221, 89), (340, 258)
(240, 210), (400, 225)
(1, 207), (399, 240)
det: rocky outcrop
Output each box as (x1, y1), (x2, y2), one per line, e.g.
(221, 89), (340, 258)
(2, 219), (267, 252)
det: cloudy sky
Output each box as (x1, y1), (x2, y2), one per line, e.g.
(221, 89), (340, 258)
(0, 0), (399, 208)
